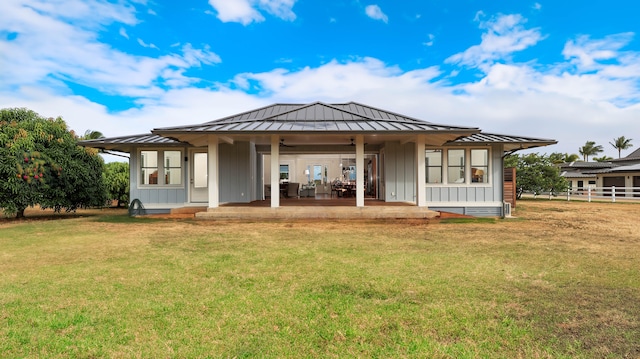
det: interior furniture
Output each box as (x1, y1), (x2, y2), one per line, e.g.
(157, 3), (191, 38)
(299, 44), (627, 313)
(287, 182), (300, 198)
(301, 185), (316, 197)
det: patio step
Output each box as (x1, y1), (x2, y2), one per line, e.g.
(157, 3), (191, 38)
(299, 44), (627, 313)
(195, 206), (439, 220)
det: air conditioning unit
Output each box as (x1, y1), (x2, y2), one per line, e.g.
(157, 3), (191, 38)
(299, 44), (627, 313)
(503, 202), (512, 218)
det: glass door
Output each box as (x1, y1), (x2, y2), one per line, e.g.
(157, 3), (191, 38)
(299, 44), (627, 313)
(190, 151), (208, 202)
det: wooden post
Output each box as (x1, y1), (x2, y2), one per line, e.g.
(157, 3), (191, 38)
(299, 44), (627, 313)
(270, 135), (280, 208)
(356, 135), (364, 207)
(207, 135), (219, 208)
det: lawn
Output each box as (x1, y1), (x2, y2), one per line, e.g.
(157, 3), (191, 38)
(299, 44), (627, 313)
(1, 200), (639, 358)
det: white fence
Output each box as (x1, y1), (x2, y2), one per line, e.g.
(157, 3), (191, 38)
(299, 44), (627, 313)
(523, 186), (640, 203)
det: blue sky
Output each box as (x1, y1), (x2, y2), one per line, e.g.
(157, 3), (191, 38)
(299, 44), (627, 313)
(1, 0), (639, 160)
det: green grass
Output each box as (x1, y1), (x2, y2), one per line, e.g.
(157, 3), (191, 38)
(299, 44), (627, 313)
(1, 203), (639, 358)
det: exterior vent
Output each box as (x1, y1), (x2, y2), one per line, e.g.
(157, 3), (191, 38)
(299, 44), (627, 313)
(503, 202), (512, 217)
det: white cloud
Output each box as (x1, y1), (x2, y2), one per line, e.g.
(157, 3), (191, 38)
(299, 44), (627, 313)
(207, 0), (264, 25)
(1, 3), (639, 160)
(0, 0), (221, 98)
(563, 32), (634, 70)
(119, 27), (129, 39)
(446, 14), (544, 71)
(4, 52), (640, 158)
(423, 34), (435, 47)
(365, 5), (388, 23)
(533, 2), (542, 10)
(207, 0), (296, 25)
(261, 0), (296, 21)
(137, 38), (159, 49)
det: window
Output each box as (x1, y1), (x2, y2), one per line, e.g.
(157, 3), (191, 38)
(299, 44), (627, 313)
(164, 151), (182, 185)
(279, 164), (289, 181)
(140, 150), (182, 186)
(141, 150), (158, 185)
(448, 149), (465, 183)
(313, 165), (322, 185)
(471, 149), (488, 183)
(425, 150), (442, 183)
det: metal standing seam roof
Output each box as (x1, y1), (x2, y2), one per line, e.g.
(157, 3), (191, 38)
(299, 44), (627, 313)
(446, 132), (557, 151)
(449, 132), (557, 144)
(78, 102), (558, 152)
(152, 102), (480, 135)
(78, 133), (182, 150)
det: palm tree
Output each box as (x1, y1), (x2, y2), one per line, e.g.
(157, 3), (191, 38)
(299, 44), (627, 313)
(81, 129), (105, 140)
(563, 153), (580, 163)
(609, 136), (633, 159)
(593, 155), (613, 162)
(578, 141), (603, 162)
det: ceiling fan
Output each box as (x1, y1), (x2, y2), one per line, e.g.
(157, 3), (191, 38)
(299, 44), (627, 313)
(280, 139), (295, 147)
(348, 138), (367, 146)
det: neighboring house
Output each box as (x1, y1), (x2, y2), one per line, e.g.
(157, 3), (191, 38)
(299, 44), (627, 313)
(80, 102), (556, 217)
(559, 147), (640, 197)
(559, 161), (612, 191)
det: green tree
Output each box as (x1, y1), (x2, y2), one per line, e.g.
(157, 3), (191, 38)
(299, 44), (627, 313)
(609, 136), (633, 159)
(104, 162), (129, 207)
(578, 141), (604, 162)
(504, 153), (568, 198)
(0, 108), (109, 218)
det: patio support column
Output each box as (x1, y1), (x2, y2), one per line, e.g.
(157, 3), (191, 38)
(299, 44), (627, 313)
(207, 134), (219, 208)
(270, 135), (280, 208)
(415, 135), (426, 207)
(356, 135), (365, 207)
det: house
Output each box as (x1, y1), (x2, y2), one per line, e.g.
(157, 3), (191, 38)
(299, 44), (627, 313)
(559, 147), (640, 197)
(80, 102), (556, 218)
(559, 161), (612, 191)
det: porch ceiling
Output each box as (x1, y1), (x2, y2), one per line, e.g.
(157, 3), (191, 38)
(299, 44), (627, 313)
(165, 131), (470, 148)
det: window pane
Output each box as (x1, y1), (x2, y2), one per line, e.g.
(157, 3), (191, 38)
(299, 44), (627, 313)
(427, 167), (442, 183)
(448, 149), (465, 183)
(471, 149), (488, 183)
(164, 151), (181, 167)
(313, 165), (322, 185)
(471, 149), (488, 166)
(141, 151), (157, 167)
(164, 150), (182, 185)
(426, 150), (442, 166)
(166, 168), (182, 185)
(140, 151), (158, 185)
(280, 165), (289, 180)
(142, 168), (158, 185)
(425, 150), (442, 183)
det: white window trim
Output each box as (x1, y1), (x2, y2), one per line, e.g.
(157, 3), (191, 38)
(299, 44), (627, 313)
(425, 147), (492, 187)
(137, 148), (184, 188)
